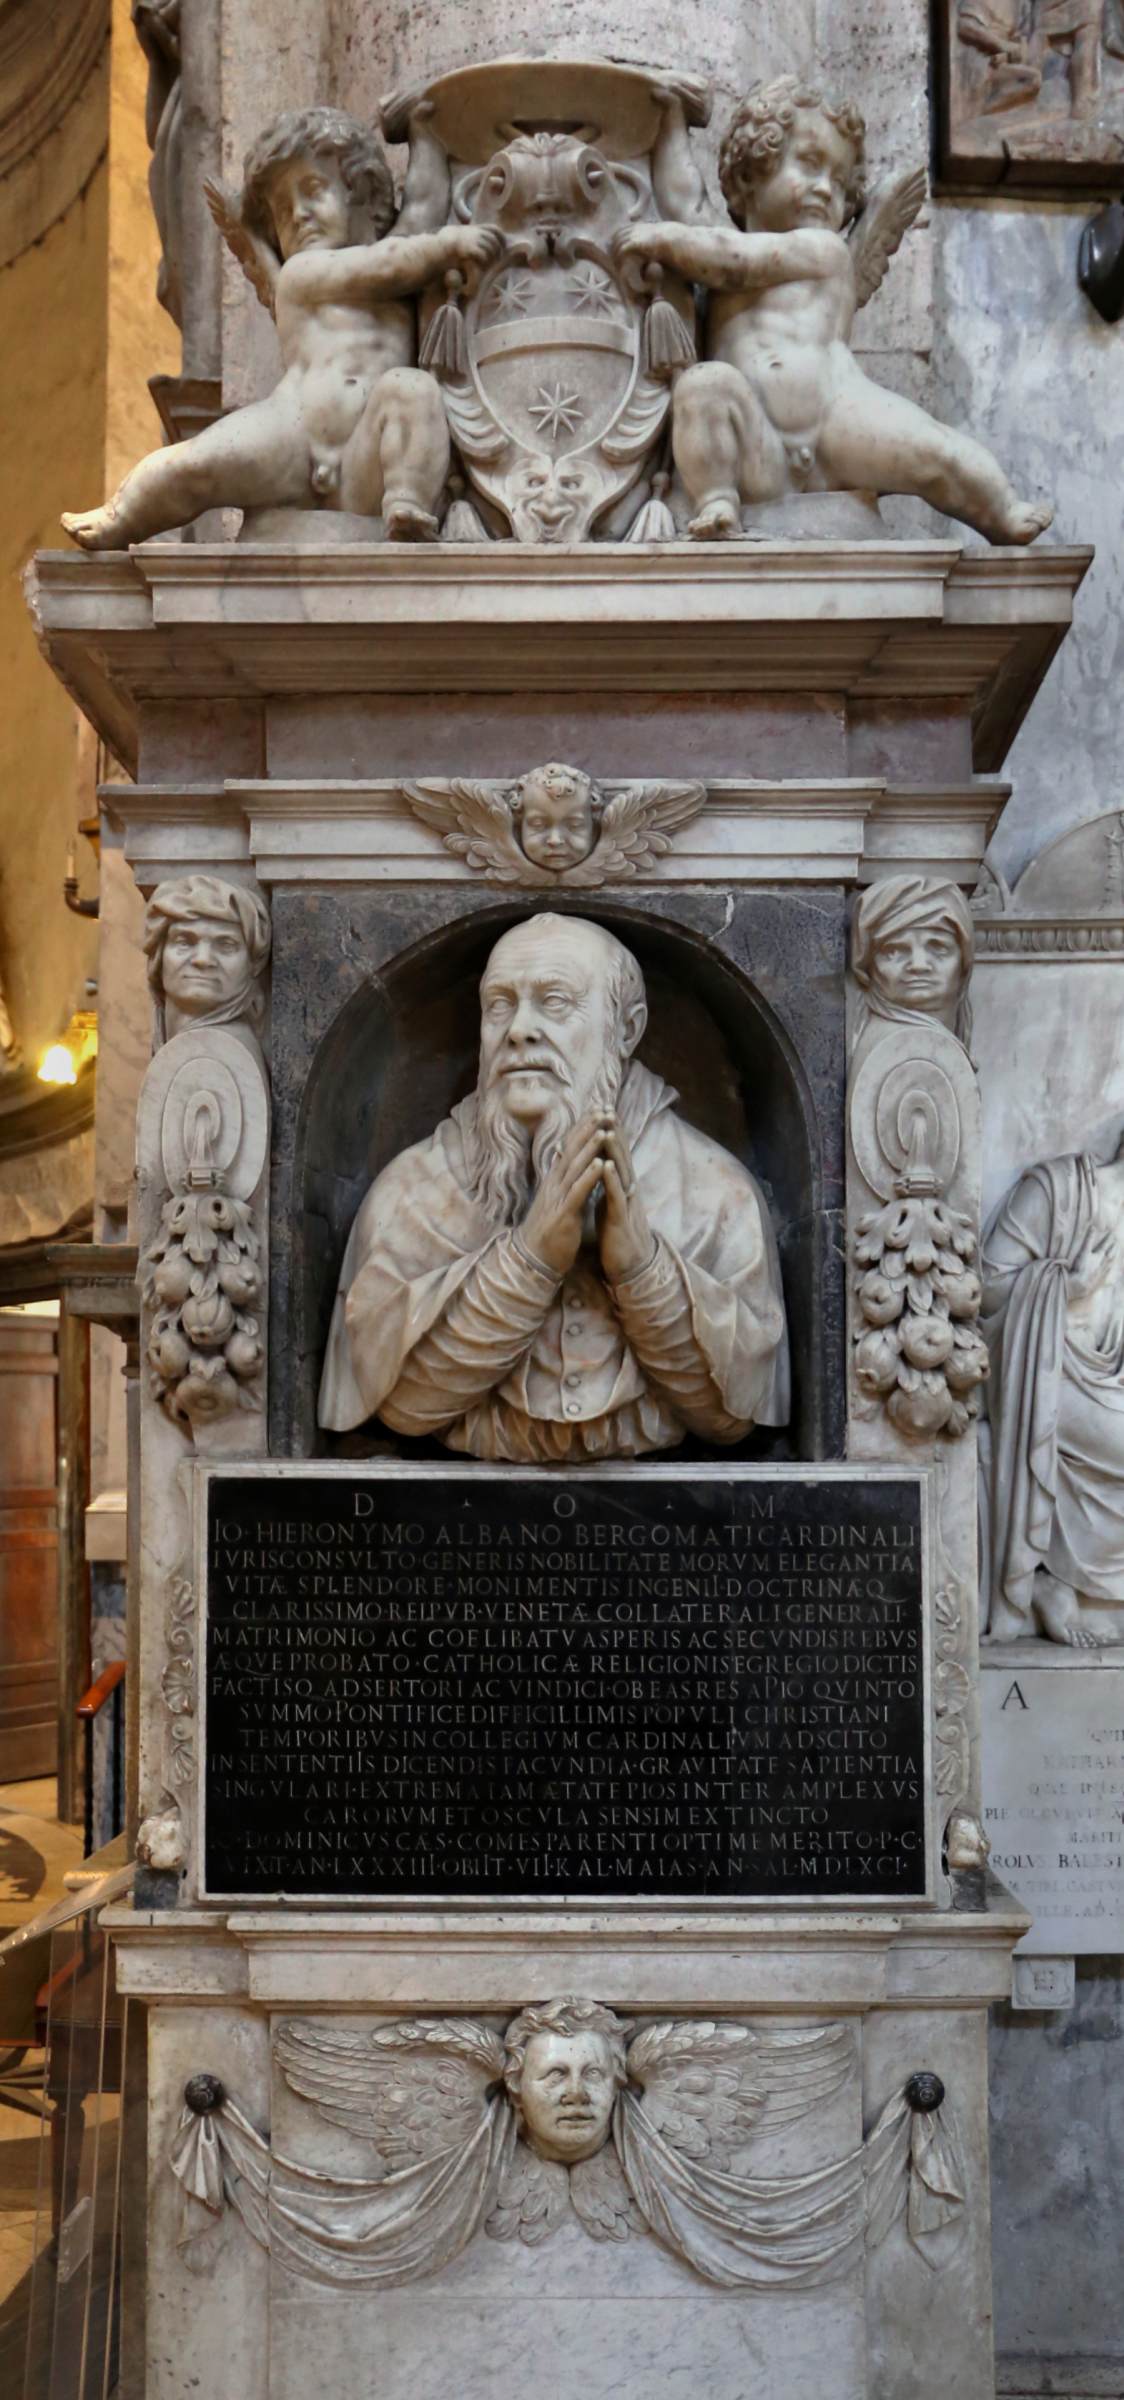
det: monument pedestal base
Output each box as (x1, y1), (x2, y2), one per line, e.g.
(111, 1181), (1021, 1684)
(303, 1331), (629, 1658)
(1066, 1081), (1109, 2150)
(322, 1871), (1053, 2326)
(110, 1897), (1025, 2400)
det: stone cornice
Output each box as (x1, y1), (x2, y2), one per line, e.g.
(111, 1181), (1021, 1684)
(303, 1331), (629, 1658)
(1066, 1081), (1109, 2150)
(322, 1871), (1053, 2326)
(102, 1895), (1029, 2010)
(101, 774), (1007, 893)
(28, 540), (1091, 779)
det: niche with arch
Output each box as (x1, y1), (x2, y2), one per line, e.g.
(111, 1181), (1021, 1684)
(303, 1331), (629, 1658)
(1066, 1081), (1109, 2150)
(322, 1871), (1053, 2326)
(267, 887), (846, 1463)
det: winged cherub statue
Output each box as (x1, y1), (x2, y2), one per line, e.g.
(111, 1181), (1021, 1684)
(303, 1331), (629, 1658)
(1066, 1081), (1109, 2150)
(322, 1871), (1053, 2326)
(402, 761), (707, 885)
(62, 104), (500, 548)
(613, 75), (1052, 544)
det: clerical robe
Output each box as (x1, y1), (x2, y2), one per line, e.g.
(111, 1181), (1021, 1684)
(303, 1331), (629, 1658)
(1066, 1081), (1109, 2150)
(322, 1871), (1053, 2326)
(981, 1152), (1124, 1620)
(318, 1063), (789, 1461)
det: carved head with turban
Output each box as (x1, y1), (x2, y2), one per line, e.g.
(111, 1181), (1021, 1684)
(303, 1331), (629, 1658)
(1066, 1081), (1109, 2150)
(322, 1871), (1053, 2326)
(144, 874), (272, 1045)
(850, 875), (974, 1046)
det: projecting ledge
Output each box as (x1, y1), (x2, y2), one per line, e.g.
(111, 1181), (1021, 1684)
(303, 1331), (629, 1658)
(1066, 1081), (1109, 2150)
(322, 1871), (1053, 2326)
(103, 1895), (1028, 2012)
(27, 540), (1091, 778)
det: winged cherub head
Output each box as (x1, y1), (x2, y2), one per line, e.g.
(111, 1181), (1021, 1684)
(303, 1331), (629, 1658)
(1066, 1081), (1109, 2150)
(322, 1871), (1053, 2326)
(503, 1997), (629, 2163)
(512, 763), (601, 871)
(719, 77), (866, 234)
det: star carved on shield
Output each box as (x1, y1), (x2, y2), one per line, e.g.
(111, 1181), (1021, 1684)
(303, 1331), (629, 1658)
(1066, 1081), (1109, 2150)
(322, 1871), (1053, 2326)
(483, 270), (535, 322)
(529, 382), (586, 441)
(567, 262), (623, 319)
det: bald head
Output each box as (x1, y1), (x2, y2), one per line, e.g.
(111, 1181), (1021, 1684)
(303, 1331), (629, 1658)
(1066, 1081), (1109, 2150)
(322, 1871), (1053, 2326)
(478, 915), (647, 1129)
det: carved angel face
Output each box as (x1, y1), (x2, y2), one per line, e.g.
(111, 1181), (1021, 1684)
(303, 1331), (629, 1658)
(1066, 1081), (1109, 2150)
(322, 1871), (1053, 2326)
(518, 2030), (618, 2162)
(162, 916), (252, 1021)
(517, 768), (597, 871)
(751, 109), (856, 233)
(266, 151), (352, 257)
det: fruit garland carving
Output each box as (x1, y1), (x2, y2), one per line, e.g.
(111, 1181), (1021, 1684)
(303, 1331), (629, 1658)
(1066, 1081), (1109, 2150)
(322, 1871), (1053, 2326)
(852, 1102), (988, 1439)
(141, 1089), (264, 1428)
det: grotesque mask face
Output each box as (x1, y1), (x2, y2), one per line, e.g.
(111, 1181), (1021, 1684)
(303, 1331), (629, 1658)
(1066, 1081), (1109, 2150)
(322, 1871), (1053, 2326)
(267, 151), (352, 257)
(478, 920), (616, 1129)
(517, 768), (597, 871)
(161, 916), (252, 1020)
(750, 109), (854, 233)
(509, 456), (600, 545)
(476, 132), (611, 239)
(518, 2030), (618, 2162)
(872, 923), (964, 1016)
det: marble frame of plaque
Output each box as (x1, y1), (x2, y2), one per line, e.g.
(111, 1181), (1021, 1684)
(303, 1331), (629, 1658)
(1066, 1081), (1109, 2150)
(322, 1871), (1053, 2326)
(194, 1462), (936, 1908)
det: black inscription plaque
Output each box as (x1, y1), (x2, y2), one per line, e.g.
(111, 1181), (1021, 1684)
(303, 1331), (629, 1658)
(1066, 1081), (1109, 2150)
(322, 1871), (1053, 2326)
(203, 1471), (928, 1900)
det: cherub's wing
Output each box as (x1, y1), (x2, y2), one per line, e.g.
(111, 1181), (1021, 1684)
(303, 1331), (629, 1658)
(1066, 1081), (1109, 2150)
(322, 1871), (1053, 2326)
(563, 778), (706, 886)
(274, 2017), (504, 2166)
(626, 2020), (856, 2170)
(848, 164), (927, 310)
(203, 178), (278, 318)
(570, 2142), (643, 2242)
(403, 779), (539, 884)
(484, 2145), (570, 2246)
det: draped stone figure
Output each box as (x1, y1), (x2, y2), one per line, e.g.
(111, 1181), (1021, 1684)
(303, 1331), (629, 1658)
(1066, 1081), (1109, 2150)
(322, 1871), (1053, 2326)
(980, 1136), (1124, 1645)
(318, 914), (789, 1460)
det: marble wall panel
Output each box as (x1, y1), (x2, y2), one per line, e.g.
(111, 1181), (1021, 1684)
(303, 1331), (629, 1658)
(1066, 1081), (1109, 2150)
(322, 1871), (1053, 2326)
(931, 205), (1124, 886)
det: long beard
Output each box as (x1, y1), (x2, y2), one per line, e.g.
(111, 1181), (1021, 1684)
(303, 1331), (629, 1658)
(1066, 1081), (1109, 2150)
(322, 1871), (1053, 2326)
(467, 1055), (626, 1230)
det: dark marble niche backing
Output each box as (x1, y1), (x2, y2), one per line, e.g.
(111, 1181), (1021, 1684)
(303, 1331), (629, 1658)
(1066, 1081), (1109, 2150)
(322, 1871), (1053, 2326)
(203, 1468), (927, 1902)
(268, 886), (847, 1464)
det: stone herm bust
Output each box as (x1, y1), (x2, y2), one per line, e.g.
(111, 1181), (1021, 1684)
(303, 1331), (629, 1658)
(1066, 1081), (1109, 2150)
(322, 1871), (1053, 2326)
(144, 874), (272, 1045)
(850, 876), (974, 1048)
(319, 913), (789, 1460)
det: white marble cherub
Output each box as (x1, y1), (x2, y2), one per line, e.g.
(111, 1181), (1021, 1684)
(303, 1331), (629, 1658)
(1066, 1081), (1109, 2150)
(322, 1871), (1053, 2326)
(614, 76), (1052, 545)
(63, 105), (500, 548)
(403, 761), (706, 884)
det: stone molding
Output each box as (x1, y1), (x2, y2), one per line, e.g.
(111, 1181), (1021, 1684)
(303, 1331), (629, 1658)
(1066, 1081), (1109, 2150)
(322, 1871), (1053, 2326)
(105, 1899), (1029, 2009)
(27, 541), (1090, 779)
(104, 775), (1007, 892)
(974, 808), (1124, 959)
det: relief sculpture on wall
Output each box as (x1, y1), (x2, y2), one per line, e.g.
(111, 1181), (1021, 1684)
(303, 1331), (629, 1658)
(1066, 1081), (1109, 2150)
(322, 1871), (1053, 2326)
(169, 2001), (965, 2287)
(318, 913), (789, 1460)
(402, 762), (707, 884)
(980, 1132), (1124, 1645)
(940, 0), (1124, 186)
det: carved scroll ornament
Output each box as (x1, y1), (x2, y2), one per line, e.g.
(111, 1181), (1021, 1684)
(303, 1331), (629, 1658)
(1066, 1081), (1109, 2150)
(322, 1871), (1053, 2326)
(170, 2002), (965, 2287)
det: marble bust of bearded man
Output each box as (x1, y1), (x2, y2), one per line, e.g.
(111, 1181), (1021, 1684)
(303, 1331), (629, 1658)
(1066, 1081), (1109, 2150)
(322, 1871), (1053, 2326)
(318, 913), (789, 1461)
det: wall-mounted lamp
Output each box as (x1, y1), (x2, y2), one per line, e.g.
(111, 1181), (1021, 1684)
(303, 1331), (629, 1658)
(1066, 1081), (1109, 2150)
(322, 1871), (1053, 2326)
(63, 814), (101, 918)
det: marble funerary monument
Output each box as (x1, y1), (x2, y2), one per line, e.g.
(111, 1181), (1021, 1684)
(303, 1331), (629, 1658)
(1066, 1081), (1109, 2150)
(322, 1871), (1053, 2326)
(26, 19), (1110, 2399)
